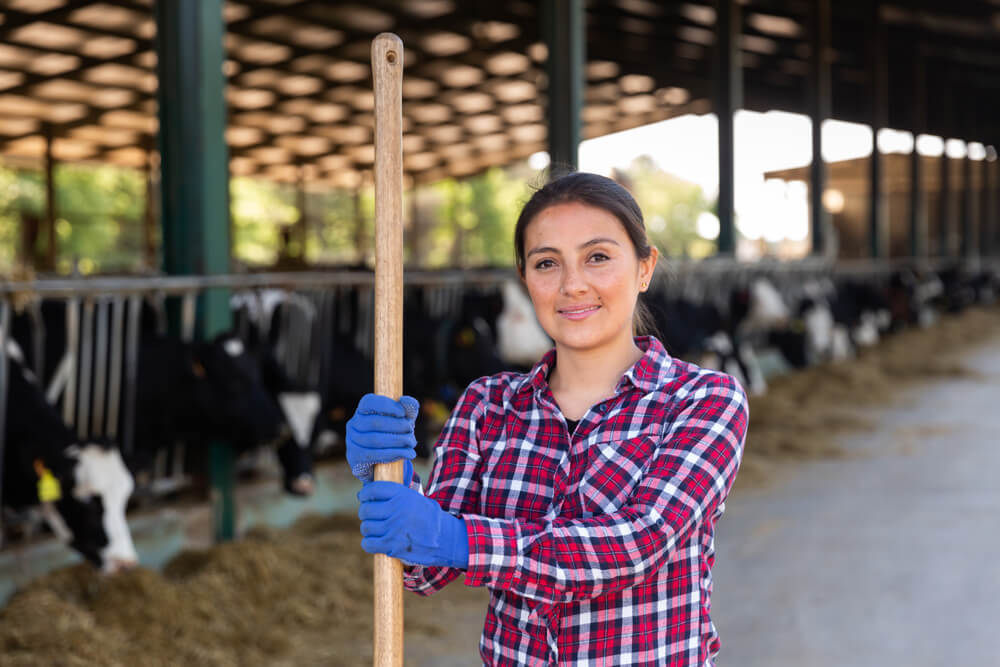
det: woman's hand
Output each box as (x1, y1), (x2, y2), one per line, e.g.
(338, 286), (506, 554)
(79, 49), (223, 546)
(358, 481), (469, 569)
(345, 393), (420, 483)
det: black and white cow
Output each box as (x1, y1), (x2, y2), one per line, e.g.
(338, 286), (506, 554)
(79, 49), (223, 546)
(3, 339), (137, 572)
(496, 278), (553, 368)
(244, 333), (320, 496)
(645, 278), (777, 395)
(11, 295), (316, 498)
(310, 278), (553, 457)
(231, 289), (327, 494)
(131, 332), (294, 490)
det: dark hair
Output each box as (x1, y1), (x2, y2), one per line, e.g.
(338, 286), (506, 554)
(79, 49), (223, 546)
(513, 171), (658, 335)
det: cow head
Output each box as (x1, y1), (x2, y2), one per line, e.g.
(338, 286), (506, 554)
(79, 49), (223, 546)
(4, 340), (137, 572)
(49, 444), (138, 573)
(192, 334), (285, 447)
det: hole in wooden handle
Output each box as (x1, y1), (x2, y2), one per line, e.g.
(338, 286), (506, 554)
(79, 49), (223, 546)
(386, 50), (397, 64)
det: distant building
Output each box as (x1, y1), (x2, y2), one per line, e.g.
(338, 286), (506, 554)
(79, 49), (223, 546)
(765, 154), (993, 259)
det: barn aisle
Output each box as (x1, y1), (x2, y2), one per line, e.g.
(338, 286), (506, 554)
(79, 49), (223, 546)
(711, 334), (1000, 666)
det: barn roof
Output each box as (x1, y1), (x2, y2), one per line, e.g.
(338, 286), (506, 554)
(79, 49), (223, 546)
(0, 0), (997, 186)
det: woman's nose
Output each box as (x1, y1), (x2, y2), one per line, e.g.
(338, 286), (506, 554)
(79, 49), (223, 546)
(560, 266), (587, 294)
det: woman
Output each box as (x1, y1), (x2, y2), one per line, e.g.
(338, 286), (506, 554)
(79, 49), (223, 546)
(348, 172), (749, 666)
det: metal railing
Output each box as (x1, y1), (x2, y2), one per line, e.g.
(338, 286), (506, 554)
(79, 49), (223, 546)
(0, 257), (996, 548)
(0, 268), (524, 545)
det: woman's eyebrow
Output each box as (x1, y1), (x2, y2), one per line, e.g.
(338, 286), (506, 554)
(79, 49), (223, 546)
(579, 237), (621, 249)
(527, 237), (621, 258)
(526, 245), (559, 258)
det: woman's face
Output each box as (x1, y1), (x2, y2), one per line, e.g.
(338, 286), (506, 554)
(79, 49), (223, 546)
(522, 202), (657, 355)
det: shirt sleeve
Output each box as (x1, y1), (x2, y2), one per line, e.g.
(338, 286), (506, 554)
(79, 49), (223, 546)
(402, 379), (490, 596)
(462, 372), (748, 605)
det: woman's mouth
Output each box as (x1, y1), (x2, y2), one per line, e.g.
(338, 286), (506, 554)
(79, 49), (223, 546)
(558, 305), (600, 320)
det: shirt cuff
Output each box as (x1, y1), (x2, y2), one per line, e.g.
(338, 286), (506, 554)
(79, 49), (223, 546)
(462, 515), (521, 589)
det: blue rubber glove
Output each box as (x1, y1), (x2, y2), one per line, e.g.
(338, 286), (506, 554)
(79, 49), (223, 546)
(346, 394), (419, 484)
(357, 481), (469, 569)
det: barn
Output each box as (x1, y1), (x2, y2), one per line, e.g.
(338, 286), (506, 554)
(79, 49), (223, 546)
(0, 1), (999, 665)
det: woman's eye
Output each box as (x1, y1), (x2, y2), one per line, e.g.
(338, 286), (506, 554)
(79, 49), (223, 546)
(589, 252), (610, 263)
(534, 258), (555, 270)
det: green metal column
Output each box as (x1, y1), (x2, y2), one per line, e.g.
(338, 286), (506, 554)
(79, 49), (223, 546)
(938, 75), (953, 259)
(984, 156), (997, 257)
(867, 3), (888, 259)
(713, 0), (741, 256)
(542, 0), (584, 173)
(909, 47), (927, 258)
(909, 148), (925, 258)
(353, 186), (365, 264)
(961, 150), (974, 258)
(939, 149), (951, 257)
(409, 184), (422, 266)
(808, 0), (832, 256)
(154, 0), (235, 541)
(43, 124), (57, 272)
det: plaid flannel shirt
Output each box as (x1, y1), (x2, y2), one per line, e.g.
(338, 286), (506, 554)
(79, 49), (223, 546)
(404, 336), (748, 666)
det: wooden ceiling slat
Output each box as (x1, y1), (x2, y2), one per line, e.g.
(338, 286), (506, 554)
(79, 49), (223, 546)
(0, 0), (999, 179)
(0, 0), (96, 40)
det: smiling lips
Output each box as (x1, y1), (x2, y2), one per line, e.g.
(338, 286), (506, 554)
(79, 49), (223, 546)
(558, 304), (601, 320)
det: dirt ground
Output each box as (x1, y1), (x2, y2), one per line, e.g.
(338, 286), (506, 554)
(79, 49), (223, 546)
(1, 305), (998, 666)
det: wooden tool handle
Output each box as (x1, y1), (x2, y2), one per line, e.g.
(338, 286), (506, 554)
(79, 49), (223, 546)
(371, 32), (405, 667)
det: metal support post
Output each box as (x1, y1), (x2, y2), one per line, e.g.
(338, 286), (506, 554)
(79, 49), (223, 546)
(542, 0), (584, 173)
(713, 0), (741, 255)
(808, 0), (832, 256)
(154, 0), (234, 541)
(868, 3), (889, 258)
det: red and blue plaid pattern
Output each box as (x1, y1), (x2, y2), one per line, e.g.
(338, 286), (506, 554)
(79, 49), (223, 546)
(404, 336), (748, 666)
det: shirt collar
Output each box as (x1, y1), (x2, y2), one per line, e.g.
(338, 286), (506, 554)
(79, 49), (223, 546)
(515, 335), (674, 395)
(622, 336), (675, 392)
(516, 347), (556, 394)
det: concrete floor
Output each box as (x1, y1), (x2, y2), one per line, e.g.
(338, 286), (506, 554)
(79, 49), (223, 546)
(711, 337), (1000, 667)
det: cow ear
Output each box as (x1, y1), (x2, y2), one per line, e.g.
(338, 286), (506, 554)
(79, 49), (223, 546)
(192, 360), (207, 378)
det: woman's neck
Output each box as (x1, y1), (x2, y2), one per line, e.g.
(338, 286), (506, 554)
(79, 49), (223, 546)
(548, 335), (644, 404)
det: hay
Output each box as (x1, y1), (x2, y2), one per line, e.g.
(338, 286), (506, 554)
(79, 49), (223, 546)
(0, 511), (486, 665)
(0, 514), (388, 666)
(736, 306), (1000, 493)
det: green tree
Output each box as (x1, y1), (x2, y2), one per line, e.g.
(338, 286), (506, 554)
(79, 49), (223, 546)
(0, 165), (42, 272)
(424, 166), (531, 268)
(0, 162), (146, 275)
(309, 188), (367, 266)
(620, 155), (715, 258)
(54, 165), (146, 273)
(230, 177), (298, 267)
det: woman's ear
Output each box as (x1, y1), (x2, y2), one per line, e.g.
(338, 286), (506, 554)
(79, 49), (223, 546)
(639, 246), (659, 290)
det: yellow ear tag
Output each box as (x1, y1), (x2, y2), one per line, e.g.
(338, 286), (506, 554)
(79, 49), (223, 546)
(34, 460), (62, 503)
(458, 328), (476, 347)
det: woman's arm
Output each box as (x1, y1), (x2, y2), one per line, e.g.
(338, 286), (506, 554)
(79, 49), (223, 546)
(402, 380), (490, 595)
(461, 372), (748, 605)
